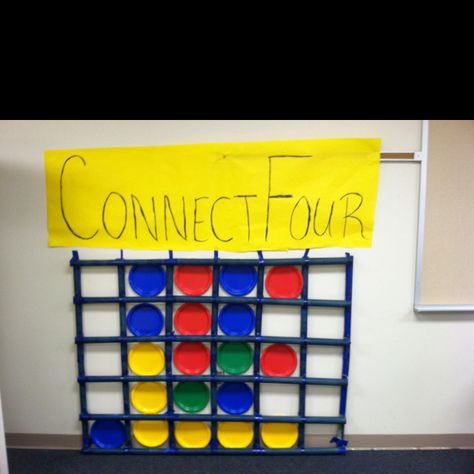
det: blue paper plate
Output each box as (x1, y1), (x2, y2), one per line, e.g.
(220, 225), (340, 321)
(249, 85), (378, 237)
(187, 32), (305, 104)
(217, 382), (253, 414)
(90, 420), (126, 449)
(127, 303), (164, 336)
(129, 265), (166, 296)
(219, 265), (257, 296)
(218, 304), (255, 336)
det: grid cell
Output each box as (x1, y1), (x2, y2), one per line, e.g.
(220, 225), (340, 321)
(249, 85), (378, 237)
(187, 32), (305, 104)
(130, 382), (167, 414)
(218, 422), (253, 448)
(218, 304), (256, 336)
(173, 342), (210, 375)
(174, 303), (211, 335)
(128, 265), (166, 296)
(175, 421), (211, 448)
(128, 343), (165, 376)
(219, 265), (257, 296)
(174, 381), (210, 413)
(174, 265), (212, 296)
(217, 382), (253, 415)
(133, 420), (169, 447)
(217, 342), (253, 375)
(127, 304), (164, 337)
(261, 344), (298, 377)
(265, 266), (303, 298)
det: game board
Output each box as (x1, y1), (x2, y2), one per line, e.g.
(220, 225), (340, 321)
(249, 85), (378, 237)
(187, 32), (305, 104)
(71, 250), (353, 454)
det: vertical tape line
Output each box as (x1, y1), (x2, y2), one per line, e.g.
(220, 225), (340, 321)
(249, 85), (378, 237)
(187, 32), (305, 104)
(253, 251), (265, 449)
(117, 251), (132, 448)
(298, 249), (310, 449)
(71, 251), (90, 449)
(338, 253), (353, 444)
(210, 251), (219, 449)
(165, 251), (176, 450)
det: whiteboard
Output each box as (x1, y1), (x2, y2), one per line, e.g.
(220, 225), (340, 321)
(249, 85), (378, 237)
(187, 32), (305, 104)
(415, 120), (474, 312)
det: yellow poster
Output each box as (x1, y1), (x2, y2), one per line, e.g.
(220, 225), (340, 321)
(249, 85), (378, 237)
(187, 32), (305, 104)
(44, 138), (380, 251)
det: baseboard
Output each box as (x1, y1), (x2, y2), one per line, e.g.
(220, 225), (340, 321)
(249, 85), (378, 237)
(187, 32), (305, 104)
(6, 433), (474, 450)
(344, 434), (474, 449)
(6, 434), (81, 450)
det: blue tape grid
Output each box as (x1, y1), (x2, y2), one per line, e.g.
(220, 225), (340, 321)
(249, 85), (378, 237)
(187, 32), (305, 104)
(71, 250), (353, 455)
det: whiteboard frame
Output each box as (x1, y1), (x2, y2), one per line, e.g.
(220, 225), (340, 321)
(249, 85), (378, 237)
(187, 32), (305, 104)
(414, 120), (474, 313)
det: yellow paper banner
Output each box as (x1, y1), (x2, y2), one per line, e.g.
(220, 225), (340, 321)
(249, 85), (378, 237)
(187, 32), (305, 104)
(44, 138), (380, 251)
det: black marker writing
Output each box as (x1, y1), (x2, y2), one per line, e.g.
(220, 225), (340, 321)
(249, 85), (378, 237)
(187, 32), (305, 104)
(193, 196), (209, 242)
(340, 192), (366, 239)
(164, 195), (187, 241)
(289, 196), (311, 240)
(60, 155), (98, 240)
(234, 194), (257, 241)
(131, 195), (158, 240)
(102, 192), (127, 239)
(313, 198), (334, 237)
(210, 196), (233, 242)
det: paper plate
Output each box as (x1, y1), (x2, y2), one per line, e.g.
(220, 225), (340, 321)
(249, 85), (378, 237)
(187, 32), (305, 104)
(129, 265), (166, 296)
(217, 342), (253, 374)
(174, 265), (212, 296)
(260, 344), (297, 377)
(174, 303), (211, 335)
(127, 304), (164, 336)
(130, 382), (167, 414)
(265, 266), (303, 298)
(90, 420), (126, 449)
(218, 304), (255, 336)
(133, 420), (169, 448)
(173, 381), (210, 413)
(217, 382), (253, 414)
(261, 422), (298, 448)
(173, 342), (210, 375)
(174, 421), (211, 448)
(217, 422), (253, 449)
(219, 265), (257, 296)
(128, 342), (165, 376)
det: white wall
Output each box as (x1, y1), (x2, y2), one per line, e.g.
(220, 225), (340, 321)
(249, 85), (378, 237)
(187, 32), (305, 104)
(0, 387), (8, 473)
(0, 120), (473, 437)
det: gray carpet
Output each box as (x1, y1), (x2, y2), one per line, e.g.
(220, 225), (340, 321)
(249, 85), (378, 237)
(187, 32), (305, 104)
(7, 448), (474, 474)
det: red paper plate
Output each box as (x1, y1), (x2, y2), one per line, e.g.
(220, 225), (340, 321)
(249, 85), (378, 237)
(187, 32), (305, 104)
(173, 342), (210, 375)
(260, 344), (297, 377)
(174, 265), (212, 296)
(265, 266), (303, 298)
(174, 303), (211, 335)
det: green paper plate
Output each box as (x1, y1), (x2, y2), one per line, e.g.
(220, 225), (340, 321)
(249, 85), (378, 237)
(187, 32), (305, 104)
(217, 342), (253, 374)
(173, 381), (210, 413)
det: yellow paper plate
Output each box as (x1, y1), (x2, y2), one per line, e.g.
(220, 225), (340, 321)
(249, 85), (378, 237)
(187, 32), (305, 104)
(128, 343), (165, 375)
(261, 422), (298, 448)
(217, 422), (253, 448)
(174, 421), (211, 448)
(130, 382), (167, 414)
(133, 420), (169, 447)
